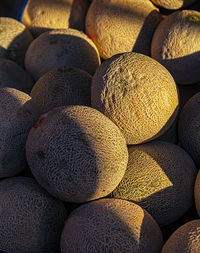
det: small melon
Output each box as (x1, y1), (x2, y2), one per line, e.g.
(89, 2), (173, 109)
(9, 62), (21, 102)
(30, 67), (92, 114)
(60, 198), (163, 253)
(110, 141), (197, 226)
(0, 88), (40, 178)
(0, 176), (67, 253)
(91, 52), (179, 145)
(151, 10), (200, 85)
(86, 0), (162, 59)
(194, 170), (200, 216)
(151, 0), (197, 10)
(25, 28), (100, 80)
(161, 220), (200, 252)
(0, 17), (33, 67)
(26, 105), (128, 203)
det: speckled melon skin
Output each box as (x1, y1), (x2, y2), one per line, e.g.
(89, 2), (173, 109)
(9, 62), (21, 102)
(0, 176), (67, 253)
(91, 52), (179, 145)
(151, 10), (200, 85)
(151, 0), (197, 10)
(30, 67), (92, 114)
(161, 220), (200, 252)
(0, 88), (40, 178)
(0, 17), (33, 67)
(60, 198), (163, 253)
(26, 105), (128, 203)
(25, 28), (101, 81)
(111, 141), (197, 226)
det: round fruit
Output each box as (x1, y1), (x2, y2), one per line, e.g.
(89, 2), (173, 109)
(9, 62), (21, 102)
(151, 10), (200, 85)
(30, 67), (92, 114)
(0, 176), (67, 253)
(26, 105), (128, 203)
(151, 0), (197, 10)
(91, 52), (179, 145)
(25, 28), (100, 80)
(0, 17), (33, 67)
(194, 170), (200, 216)
(110, 141), (197, 226)
(0, 88), (40, 178)
(22, 0), (89, 37)
(161, 220), (200, 252)
(60, 198), (163, 253)
(86, 0), (162, 59)
(0, 58), (34, 94)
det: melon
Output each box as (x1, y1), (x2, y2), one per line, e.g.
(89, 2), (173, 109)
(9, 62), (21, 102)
(110, 141), (197, 226)
(151, 0), (197, 10)
(91, 52), (179, 145)
(25, 28), (100, 80)
(151, 10), (200, 85)
(60, 198), (163, 253)
(0, 17), (33, 67)
(85, 0), (162, 59)
(0, 88), (40, 178)
(194, 170), (200, 216)
(0, 176), (67, 253)
(26, 105), (128, 203)
(30, 67), (92, 114)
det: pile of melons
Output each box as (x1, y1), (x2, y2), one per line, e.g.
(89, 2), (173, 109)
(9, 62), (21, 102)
(1, 0), (200, 252)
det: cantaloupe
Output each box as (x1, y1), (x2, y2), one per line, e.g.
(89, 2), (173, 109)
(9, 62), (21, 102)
(25, 28), (100, 80)
(178, 92), (200, 167)
(0, 58), (34, 94)
(110, 141), (197, 226)
(161, 220), (200, 252)
(85, 0), (162, 59)
(194, 170), (200, 216)
(0, 88), (40, 178)
(22, 0), (89, 37)
(0, 17), (33, 67)
(0, 176), (67, 253)
(30, 67), (92, 114)
(91, 52), (179, 145)
(151, 10), (200, 85)
(26, 105), (128, 203)
(60, 198), (163, 253)
(151, 0), (197, 10)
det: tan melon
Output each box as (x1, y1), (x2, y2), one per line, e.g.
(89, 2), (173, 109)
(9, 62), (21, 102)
(60, 198), (163, 253)
(151, 0), (197, 10)
(194, 170), (200, 216)
(0, 88), (40, 178)
(0, 176), (67, 253)
(91, 52), (179, 145)
(161, 220), (200, 252)
(151, 10), (200, 85)
(0, 58), (34, 94)
(0, 17), (33, 67)
(22, 0), (89, 37)
(85, 0), (162, 59)
(25, 28), (100, 80)
(30, 67), (92, 114)
(110, 141), (197, 226)
(26, 105), (128, 203)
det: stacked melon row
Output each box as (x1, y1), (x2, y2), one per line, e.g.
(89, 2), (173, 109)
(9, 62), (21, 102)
(0, 0), (200, 252)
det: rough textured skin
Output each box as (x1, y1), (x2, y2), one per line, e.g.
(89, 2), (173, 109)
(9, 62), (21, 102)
(0, 58), (34, 94)
(151, 0), (197, 10)
(86, 0), (162, 59)
(30, 67), (92, 114)
(178, 92), (200, 167)
(110, 141), (197, 226)
(161, 220), (200, 252)
(25, 28), (100, 80)
(0, 88), (40, 178)
(0, 177), (67, 253)
(91, 52), (179, 145)
(26, 105), (128, 203)
(60, 198), (163, 253)
(151, 10), (200, 85)
(22, 0), (89, 37)
(195, 171), (200, 216)
(0, 17), (33, 67)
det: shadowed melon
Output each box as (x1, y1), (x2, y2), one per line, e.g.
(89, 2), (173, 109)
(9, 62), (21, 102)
(110, 141), (197, 226)
(194, 170), (200, 216)
(151, 0), (197, 10)
(60, 198), (163, 253)
(26, 105), (128, 203)
(0, 176), (67, 253)
(30, 67), (92, 114)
